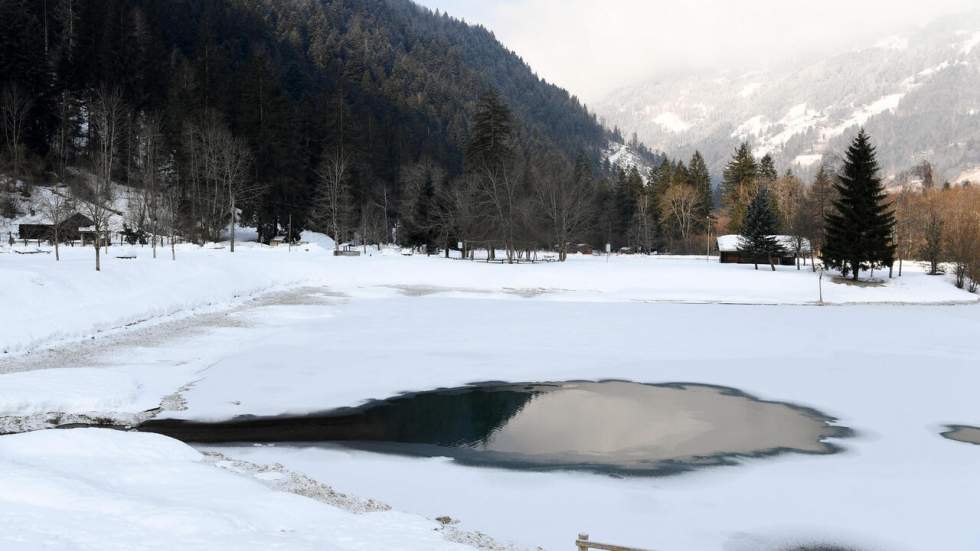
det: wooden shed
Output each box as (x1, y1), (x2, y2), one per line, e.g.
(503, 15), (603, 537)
(19, 213), (94, 241)
(717, 234), (811, 266)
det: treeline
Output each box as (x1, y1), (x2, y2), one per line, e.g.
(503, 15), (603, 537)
(390, 92), (721, 260)
(895, 184), (980, 290)
(0, 0), (623, 249)
(716, 142), (836, 265)
(718, 131), (980, 288)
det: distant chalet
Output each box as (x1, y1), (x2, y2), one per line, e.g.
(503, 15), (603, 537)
(717, 234), (811, 266)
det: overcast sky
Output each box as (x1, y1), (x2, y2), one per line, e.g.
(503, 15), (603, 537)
(415, 0), (977, 102)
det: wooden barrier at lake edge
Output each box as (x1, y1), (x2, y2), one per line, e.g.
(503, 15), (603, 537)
(576, 533), (653, 551)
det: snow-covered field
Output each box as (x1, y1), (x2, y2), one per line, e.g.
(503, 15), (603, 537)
(1, 240), (972, 355)
(2, 244), (979, 550)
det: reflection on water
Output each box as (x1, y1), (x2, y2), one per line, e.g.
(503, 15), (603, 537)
(140, 381), (851, 474)
(941, 425), (980, 445)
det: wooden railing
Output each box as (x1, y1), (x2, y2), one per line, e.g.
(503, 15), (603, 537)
(576, 533), (653, 551)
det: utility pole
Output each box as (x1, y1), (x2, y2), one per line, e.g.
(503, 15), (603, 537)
(706, 216), (711, 262)
(818, 269), (824, 305)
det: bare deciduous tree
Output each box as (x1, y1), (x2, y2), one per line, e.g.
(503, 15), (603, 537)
(39, 186), (75, 261)
(772, 173), (807, 268)
(182, 116), (254, 248)
(659, 184), (700, 246)
(474, 158), (523, 262)
(442, 174), (485, 259)
(1, 82), (34, 185)
(134, 114), (165, 257)
(532, 156), (594, 261)
(213, 130), (252, 253)
(313, 147), (353, 251)
(81, 86), (125, 271)
(163, 180), (180, 261)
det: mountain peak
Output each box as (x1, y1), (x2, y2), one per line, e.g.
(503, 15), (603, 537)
(595, 15), (980, 184)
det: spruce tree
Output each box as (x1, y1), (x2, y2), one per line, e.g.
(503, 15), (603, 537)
(689, 151), (712, 219)
(759, 153), (778, 182)
(467, 90), (514, 168)
(739, 187), (784, 271)
(822, 130), (896, 280)
(722, 142), (758, 233)
(409, 172), (437, 254)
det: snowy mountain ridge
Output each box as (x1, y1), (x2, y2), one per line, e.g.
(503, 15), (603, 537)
(595, 12), (980, 185)
(602, 141), (660, 182)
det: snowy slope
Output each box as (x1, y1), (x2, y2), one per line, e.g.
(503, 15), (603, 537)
(602, 140), (661, 180)
(595, 11), (980, 184)
(0, 428), (475, 551)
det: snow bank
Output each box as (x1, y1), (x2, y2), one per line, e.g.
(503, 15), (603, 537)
(0, 428), (471, 551)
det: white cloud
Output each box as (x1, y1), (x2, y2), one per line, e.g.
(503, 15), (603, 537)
(416, 0), (977, 102)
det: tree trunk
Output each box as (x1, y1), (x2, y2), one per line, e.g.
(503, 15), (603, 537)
(229, 195), (236, 252)
(53, 227), (60, 261)
(95, 233), (101, 272)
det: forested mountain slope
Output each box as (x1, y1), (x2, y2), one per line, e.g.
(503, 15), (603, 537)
(1, 0), (635, 239)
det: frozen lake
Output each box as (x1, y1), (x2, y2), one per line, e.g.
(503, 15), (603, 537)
(3, 252), (979, 551)
(144, 380), (851, 475)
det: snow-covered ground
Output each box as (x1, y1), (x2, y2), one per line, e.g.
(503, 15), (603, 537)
(1, 241), (972, 355)
(2, 246), (979, 550)
(0, 428), (476, 551)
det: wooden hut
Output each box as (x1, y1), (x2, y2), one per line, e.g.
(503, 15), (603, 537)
(717, 234), (811, 266)
(19, 213), (95, 242)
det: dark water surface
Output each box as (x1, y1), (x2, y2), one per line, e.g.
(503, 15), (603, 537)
(140, 381), (852, 474)
(941, 425), (980, 445)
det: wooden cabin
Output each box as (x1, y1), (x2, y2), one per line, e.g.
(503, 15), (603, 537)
(717, 234), (811, 266)
(19, 213), (95, 241)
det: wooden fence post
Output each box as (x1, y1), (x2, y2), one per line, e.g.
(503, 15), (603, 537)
(577, 533), (589, 551)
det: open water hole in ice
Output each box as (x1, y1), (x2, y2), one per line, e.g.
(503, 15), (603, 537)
(140, 380), (853, 475)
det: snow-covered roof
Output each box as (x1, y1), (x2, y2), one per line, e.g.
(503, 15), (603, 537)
(717, 234), (811, 253)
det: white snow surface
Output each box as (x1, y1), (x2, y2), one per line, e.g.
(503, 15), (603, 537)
(652, 111), (692, 133)
(2, 247), (980, 550)
(792, 153), (824, 168)
(959, 30), (980, 55)
(1, 245), (972, 357)
(0, 428), (471, 551)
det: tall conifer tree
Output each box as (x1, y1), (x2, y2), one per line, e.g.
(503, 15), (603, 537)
(822, 130), (896, 280)
(689, 150), (712, 218)
(739, 187), (783, 271)
(722, 142), (758, 233)
(759, 153), (778, 182)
